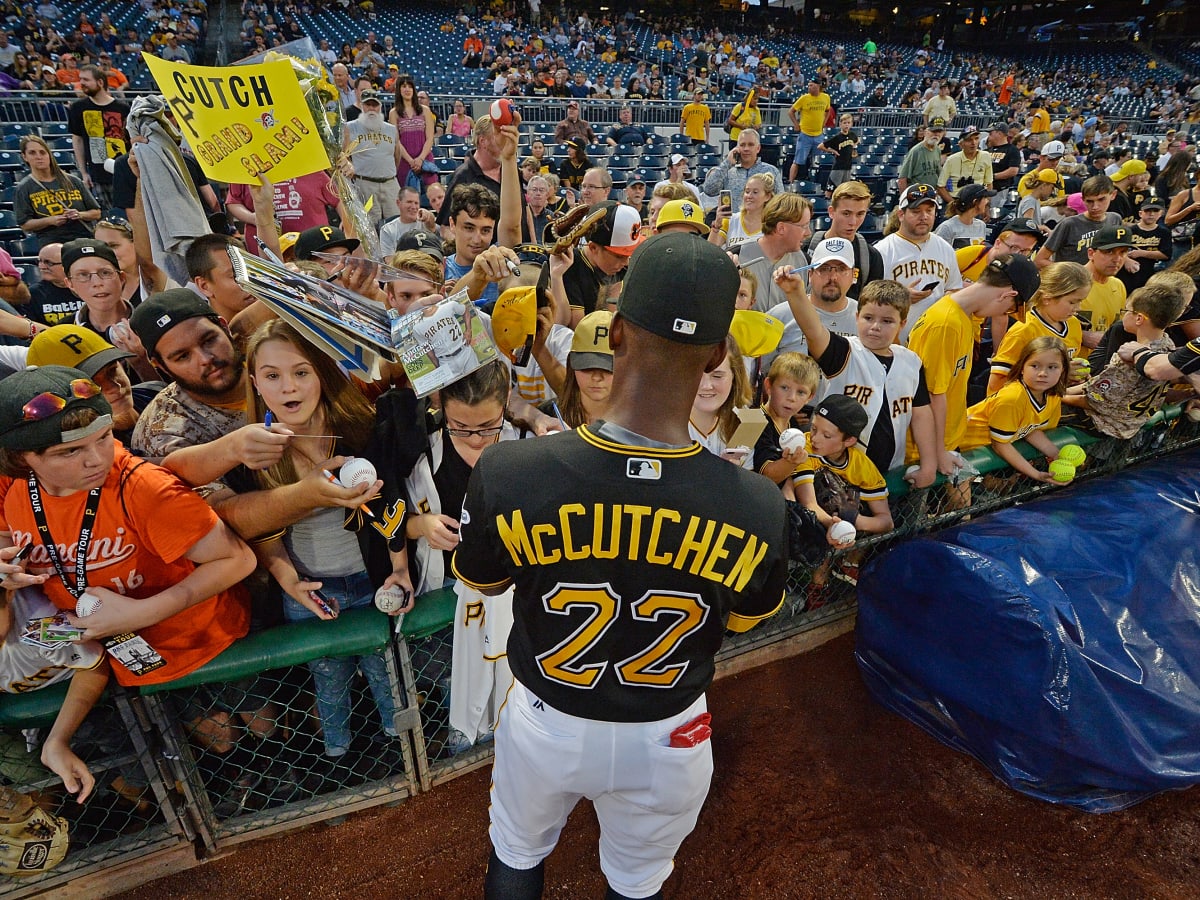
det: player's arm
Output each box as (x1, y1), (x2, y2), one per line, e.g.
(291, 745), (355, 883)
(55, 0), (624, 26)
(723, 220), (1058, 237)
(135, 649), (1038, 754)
(41, 655), (110, 803)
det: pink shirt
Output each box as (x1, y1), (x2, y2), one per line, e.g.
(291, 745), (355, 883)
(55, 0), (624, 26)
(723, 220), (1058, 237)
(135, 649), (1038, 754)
(226, 172), (340, 253)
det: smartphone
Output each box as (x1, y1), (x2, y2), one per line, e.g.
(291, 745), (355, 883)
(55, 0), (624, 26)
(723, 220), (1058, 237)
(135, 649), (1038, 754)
(719, 190), (732, 209)
(920, 279), (940, 291)
(309, 590), (339, 619)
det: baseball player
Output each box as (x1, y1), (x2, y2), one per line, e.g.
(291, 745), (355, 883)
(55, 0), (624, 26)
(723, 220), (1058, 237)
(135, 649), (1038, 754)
(453, 233), (789, 900)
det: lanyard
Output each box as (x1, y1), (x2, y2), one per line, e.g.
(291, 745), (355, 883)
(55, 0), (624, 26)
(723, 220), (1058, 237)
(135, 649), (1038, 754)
(27, 472), (100, 600)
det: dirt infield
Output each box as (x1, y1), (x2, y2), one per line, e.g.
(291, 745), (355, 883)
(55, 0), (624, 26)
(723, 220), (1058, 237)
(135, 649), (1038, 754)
(119, 630), (1200, 899)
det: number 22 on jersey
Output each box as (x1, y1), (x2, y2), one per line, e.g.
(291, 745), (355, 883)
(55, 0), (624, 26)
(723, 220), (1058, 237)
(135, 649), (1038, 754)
(536, 585), (710, 689)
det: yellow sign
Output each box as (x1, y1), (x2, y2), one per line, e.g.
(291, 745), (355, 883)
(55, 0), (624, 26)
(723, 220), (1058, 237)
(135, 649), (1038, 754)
(143, 53), (331, 184)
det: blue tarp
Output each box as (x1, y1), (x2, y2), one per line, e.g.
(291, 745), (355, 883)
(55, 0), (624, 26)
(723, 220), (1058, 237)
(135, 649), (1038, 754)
(856, 452), (1200, 812)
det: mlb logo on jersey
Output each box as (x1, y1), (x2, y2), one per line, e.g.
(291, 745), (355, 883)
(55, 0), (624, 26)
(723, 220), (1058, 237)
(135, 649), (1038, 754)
(626, 458), (662, 480)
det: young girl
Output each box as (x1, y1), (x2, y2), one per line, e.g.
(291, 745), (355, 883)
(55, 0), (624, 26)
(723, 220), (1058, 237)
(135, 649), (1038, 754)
(753, 351), (822, 485)
(448, 99), (473, 139)
(988, 261), (1091, 393)
(934, 183), (993, 247)
(736, 269), (758, 310)
(15, 135), (100, 248)
(556, 139), (591, 190)
(551, 311), (613, 428)
(244, 321), (412, 769)
(725, 173), (775, 248)
(689, 334), (753, 467)
(963, 335), (1071, 484)
(403, 362), (523, 755)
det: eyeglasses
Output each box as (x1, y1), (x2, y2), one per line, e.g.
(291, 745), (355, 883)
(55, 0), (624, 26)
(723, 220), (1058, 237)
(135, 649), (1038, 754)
(445, 413), (506, 439)
(995, 238), (1036, 258)
(21, 378), (101, 422)
(69, 269), (120, 284)
(36, 259), (62, 268)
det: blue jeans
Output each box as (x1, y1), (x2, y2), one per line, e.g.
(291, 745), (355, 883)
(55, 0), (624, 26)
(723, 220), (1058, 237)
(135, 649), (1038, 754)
(284, 571), (398, 757)
(793, 133), (821, 171)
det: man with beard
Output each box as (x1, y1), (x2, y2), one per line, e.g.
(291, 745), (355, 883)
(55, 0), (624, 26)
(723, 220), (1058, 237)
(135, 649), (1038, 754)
(344, 88), (400, 226)
(127, 290), (374, 532)
(68, 64), (129, 209)
(875, 184), (963, 342)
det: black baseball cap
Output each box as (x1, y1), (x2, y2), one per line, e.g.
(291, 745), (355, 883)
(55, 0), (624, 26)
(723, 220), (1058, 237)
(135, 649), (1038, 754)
(0, 365), (112, 451)
(1139, 197), (1165, 211)
(394, 230), (445, 262)
(927, 116), (947, 131)
(899, 184), (942, 210)
(999, 218), (1042, 237)
(956, 184), (996, 205)
(991, 254), (1041, 305)
(617, 232), (736, 345)
(294, 226), (360, 261)
(814, 394), (868, 439)
(61, 238), (119, 275)
(1090, 225), (1135, 251)
(129, 288), (220, 359)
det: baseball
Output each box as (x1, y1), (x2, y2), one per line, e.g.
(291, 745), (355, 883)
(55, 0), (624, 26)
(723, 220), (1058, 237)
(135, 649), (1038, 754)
(490, 98), (515, 126)
(1057, 444), (1087, 467)
(375, 584), (409, 614)
(779, 428), (806, 454)
(338, 458), (377, 488)
(1048, 459), (1076, 483)
(75, 592), (102, 617)
(829, 520), (856, 545)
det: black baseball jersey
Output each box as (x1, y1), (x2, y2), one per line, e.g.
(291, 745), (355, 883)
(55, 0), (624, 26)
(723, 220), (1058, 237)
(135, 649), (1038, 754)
(452, 423), (788, 722)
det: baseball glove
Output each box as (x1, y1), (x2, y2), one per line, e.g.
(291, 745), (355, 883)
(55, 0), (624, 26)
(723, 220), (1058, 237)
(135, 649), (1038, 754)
(0, 784), (68, 876)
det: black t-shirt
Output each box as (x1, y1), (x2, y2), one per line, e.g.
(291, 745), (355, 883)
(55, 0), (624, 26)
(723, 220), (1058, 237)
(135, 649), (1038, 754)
(26, 281), (83, 327)
(988, 142), (1023, 190)
(823, 130), (858, 169)
(67, 96), (131, 185)
(556, 158), (589, 189)
(1118, 223), (1173, 294)
(561, 249), (606, 313)
(111, 152), (211, 211)
(431, 429), (473, 575)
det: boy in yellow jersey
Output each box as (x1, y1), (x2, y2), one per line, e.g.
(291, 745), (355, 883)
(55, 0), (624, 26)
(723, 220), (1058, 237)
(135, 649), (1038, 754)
(906, 255), (1040, 478)
(1079, 225), (1133, 350)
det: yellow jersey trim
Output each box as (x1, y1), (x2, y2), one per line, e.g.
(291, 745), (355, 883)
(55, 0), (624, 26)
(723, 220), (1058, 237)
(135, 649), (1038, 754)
(577, 424), (703, 458)
(727, 592), (786, 633)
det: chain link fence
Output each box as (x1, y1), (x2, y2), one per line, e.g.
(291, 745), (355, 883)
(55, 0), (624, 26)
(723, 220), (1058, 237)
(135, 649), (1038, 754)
(1, 404), (1197, 892)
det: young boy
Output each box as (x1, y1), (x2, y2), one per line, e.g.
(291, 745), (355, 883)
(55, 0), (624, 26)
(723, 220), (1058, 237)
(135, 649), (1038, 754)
(774, 264), (939, 487)
(793, 395), (892, 605)
(753, 351), (821, 484)
(905, 255), (1041, 476)
(1118, 198), (1172, 296)
(1035, 174), (1122, 268)
(817, 113), (858, 192)
(1065, 280), (1190, 438)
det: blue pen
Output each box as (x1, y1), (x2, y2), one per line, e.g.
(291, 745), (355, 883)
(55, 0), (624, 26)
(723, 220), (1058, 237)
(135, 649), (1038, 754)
(264, 410), (273, 428)
(550, 400), (568, 431)
(786, 262), (818, 276)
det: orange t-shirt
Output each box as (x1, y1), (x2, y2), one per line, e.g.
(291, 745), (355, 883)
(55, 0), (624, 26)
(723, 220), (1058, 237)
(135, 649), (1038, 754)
(0, 445), (249, 686)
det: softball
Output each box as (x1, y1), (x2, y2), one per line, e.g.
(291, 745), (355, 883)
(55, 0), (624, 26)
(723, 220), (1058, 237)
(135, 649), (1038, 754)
(374, 585), (409, 614)
(75, 592), (102, 617)
(829, 520), (857, 545)
(779, 428), (806, 454)
(1048, 459), (1076, 483)
(1057, 444), (1086, 467)
(490, 98), (515, 126)
(338, 458), (378, 489)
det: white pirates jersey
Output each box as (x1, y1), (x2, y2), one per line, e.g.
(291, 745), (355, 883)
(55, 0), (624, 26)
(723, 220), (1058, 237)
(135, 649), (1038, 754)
(449, 580), (515, 743)
(875, 232), (963, 343)
(819, 336), (924, 470)
(0, 589), (103, 694)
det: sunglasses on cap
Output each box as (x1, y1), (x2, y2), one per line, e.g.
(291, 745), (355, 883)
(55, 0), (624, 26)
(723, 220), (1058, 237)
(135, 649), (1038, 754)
(99, 213), (132, 234)
(21, 379), (102, 423)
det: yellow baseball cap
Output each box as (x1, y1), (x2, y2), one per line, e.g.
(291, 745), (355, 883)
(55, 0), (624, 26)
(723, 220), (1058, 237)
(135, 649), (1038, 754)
(655, 198), (709, 235)
(729, 309), (784, 357)
(27, 325), (133, 377)
(569, 311), (613, 371)
(492, 286), (537, 363)
(279, 232), (300, 258)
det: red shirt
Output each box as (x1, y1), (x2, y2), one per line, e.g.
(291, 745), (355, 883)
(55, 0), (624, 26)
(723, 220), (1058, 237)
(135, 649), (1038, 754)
(0, 445), (249, 686)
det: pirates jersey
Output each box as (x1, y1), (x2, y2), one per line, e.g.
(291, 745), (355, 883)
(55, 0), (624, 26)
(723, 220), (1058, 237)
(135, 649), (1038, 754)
(452, 423), (788, 722)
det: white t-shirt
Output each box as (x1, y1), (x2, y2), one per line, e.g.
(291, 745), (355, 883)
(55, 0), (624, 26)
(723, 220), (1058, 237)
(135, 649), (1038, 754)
(874, 231), (963, 343)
